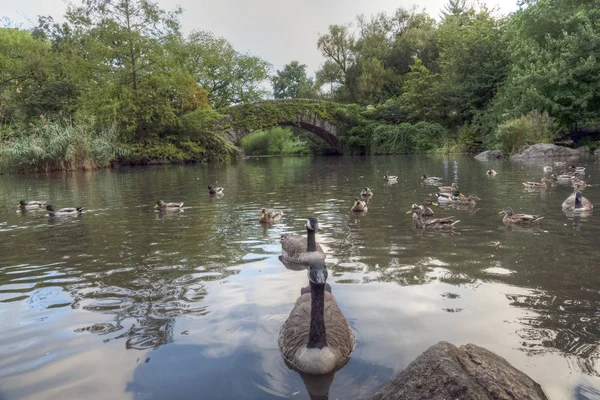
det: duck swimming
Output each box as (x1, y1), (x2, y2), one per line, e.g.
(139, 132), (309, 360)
(18, 200), (45, 210)
(438, 182), (458, 193)
(486, 169), (497, 176)
(351, 198), (368, 213)
(260, 209), (283, 223)
(409, 204), (459, 230)
(46, 205), (84, 217)
(360, 187), (373, 197)
(499, 207), (543, 225)
(154, 200), (184, 211)
(208, 185), (224, 194)
(421, 175), (443, 185)
(383, 175), (398, 181)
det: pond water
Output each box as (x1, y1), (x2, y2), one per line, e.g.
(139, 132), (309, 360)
(0, 155), (599, 400)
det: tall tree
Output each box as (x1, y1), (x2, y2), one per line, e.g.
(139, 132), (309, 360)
(315, 60), (344, 98)
(317, 24), (354, 76)
(272, 61), (315, 99)
(182, 31), (271, 108)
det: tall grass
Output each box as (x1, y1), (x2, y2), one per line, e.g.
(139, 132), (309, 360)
(0, 115), (122, 173)
(241, 127), (309, 155)
(370, 122), (447, 154)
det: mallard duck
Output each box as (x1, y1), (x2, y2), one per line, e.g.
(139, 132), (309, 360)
(433, 191), (459, 205)
(259, 208), (283, 223)
(280, 217), (325, 264)
(453, 191), (480, 206)
(278, 259), (355, 375)
(409, 204), (460, 230)
(562, 191), (593, 212)
(208, 184), (224, 194)
(569, 165), (586, 174)
(438, 182), (458, 193)
(18, 200), (46, 210)
(154, 200), (184, 211)
(499, 206), (543, 225)
(522, 179), (547, 189)
(360, 187), (373, 197)
(556, 173), (575, 181)
(486, 169), (497, 176)
(405, 199), (437, 217)
(351, 197), (368, 213)
(383, 175), (398, 181)
(46, 204), (83, 216)
(543, 165), (553, 173)
(421, 175), (443, 185)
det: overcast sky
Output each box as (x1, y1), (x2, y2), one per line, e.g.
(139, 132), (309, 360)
(2, 0), (518, 74)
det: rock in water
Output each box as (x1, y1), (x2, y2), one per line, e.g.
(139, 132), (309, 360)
(369, 341), (548, 400)
(510, 144), (588, 159)
(474, 150), (503, 161)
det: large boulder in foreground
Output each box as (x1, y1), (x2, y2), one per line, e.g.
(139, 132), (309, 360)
(369, 341), (548, 400)
(474, 150), (503, 161)
(510, 144), (588, 159)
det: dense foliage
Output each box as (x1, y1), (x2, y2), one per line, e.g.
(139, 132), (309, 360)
(241, 127), (309, 156)
(0, 0), (270, 170)
(308, 0), (600, 154)
(2, 0), (599, 164)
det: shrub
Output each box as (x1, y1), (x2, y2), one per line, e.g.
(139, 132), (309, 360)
(495, 111), (562, 154)
(370, 122), (447, 154)
(0, 114), (122, 173)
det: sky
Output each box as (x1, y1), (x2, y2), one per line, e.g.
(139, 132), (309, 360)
(2, 0), (518, 75)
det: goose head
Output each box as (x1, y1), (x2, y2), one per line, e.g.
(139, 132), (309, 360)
(308, 259), (328, 285)
(306, 217), (320, 231)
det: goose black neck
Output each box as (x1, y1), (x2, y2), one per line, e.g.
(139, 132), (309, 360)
(575, 195), (582, 209)
(307, 228), (317, 252)
(307, 282), (326, 349)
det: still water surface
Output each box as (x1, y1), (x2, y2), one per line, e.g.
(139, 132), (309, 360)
(0, 155), (599, 399)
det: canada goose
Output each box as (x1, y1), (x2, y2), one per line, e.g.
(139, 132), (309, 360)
(562, 191), (593, 212)
(360, 187), (373, 197)
(260, 208), (283, 223)
(208, 185), (224, 194)
(383, 175), (398, 181)
(486, 169), (497, 176)
(421, 175), (443, 185)
(351, 198), (368, 213)
(409, 204), (459, 229)
(46, 205), (83, 216)
(543, 165), (553, 173)
(280, 217), (325, 264)
(499, 207), (543, 225)
(154, 200), (184, 211)
(278, 259), (355, 375)
(438, 182), (458, 193)
(18, 200), (45, 210)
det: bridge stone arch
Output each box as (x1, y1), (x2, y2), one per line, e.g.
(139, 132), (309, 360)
(220, 99), (344, 154)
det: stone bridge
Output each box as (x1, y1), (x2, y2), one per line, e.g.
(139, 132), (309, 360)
(220, 99), (344, 153)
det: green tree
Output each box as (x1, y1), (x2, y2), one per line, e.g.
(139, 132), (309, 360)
(437, 8), (509, 126)
(399, 57), (441, 122)
(317, 24), (354, 77)
(272, 61), (316, 99)
(182, 31), (271, 108)
(316, 60), (344, 98)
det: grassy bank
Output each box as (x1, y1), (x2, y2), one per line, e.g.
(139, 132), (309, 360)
(0, 115), (122, 173)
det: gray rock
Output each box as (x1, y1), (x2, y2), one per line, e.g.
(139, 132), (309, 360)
(594, 148), (600, 156)
(369, 341), (548, 400)
(510, 144), (588, 159)
(474, 150), (503, 161)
